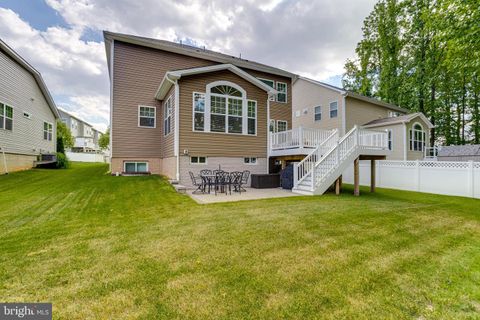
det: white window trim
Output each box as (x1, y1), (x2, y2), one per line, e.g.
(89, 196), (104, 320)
(192, 92), (206, 132)
(276, 120), (288, 132)
(244, 157), (258, 165)
(329, 100), (338, 118)
(138, 105), (156, 129)
(123, 161), (149, 173)
(0, 102), (14, 131)
(314, 106), (322, 121)
(43, 121), (53, 141)
(276, 81), (288, 103)
(409, 122), (425, 152)
(247, 100), (257, 136)
(204, 81), (248, 135)
(164, 96), (173, 135)
(190, 156), (208, 165)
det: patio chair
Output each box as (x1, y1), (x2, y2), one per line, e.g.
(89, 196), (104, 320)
(229, 171), (243, 194)
(214, 171), (229, 195)
(189, 171), (204, 194)
(241, 170), (250, 191)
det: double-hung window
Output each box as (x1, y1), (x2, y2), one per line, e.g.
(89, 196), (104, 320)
(329, 101), (338, 118)
(163, 97), (173, 135)
(193, 93), (205, 131)
(43, 122), (53, 141)
(210, 95), (227, 132)
(276, 82), (287, 103)
(228, 98), (243, 134)
(247, 101), (257, 135)
(0, 103), (13, 131)
(314, 106), (321, 121)
(139, 105), (156, 128)
(409, 123), (425, 151)
(277, 120), (287, 132)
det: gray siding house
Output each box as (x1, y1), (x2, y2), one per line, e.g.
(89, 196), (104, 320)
(59, 108), (103, 152)
(0, 39), (59, 174)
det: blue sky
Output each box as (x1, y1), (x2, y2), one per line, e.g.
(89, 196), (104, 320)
(0, 0), (376, 131)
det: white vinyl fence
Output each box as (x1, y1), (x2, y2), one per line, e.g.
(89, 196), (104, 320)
(342, 160), (480, 199)
(65, 152), (107, 163)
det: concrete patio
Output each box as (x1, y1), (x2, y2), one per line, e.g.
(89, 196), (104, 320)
(187, 187), (301, 204)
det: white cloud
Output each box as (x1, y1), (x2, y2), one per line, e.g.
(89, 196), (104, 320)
(0, 0), (377, 130)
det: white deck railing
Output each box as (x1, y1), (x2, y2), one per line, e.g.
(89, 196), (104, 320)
(294, 126), (388, 192)
(270, 127), (335, 150)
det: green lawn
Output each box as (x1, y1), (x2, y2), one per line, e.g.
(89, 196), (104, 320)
(0, 163), (479, 319)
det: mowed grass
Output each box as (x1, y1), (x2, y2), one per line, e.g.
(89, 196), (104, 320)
(0, 163), (479, 319)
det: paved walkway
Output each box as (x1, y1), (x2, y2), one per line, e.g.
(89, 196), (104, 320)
(188, 187), (301, 204)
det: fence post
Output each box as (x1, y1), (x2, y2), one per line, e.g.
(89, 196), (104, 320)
(469, 160), (474, 198)
(415, 159), (420, 191)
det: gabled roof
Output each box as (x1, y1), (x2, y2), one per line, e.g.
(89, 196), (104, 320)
(155, 64), (277, 100)
(438, 145), (480, 157)
(299, 76), (408, 113)
(103, 31), (296, 80)
(0, 39), (59, 118)
(363, 112), (435, 129)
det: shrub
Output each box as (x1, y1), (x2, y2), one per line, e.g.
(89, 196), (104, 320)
(56, 152), (70, 169)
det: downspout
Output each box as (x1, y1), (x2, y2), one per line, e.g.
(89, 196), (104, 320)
(266, 93), (272, 174)
(403, 122), (407, 161)
(165, 74), (180, 181)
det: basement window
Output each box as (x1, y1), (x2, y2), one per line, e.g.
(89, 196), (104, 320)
(190, 156), (207, 164)
(124, 162), (148, 173)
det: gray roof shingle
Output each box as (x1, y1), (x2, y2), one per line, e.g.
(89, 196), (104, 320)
(438, 145), (480, 157)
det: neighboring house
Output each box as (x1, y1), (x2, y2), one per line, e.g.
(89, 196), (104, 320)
(59, 108), (103, 152)
(437, 145), (480, 162)
(292, 77), (434, 161)
(104, 31), (295, 184)
(0, 39), (59, 174)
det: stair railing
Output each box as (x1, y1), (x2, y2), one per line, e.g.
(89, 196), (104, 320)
(294, 129), (338, 189)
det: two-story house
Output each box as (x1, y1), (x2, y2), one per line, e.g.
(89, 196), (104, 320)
(0, 39), (59, 174)
(104, 31), (295, 183)
(59, 108), (103, 152)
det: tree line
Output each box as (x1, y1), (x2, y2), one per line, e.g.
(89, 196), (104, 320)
(343, 0), (479, 146)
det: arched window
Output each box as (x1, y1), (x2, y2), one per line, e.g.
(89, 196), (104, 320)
(193, 81), (257, 135)
(410, 122), (425, 151)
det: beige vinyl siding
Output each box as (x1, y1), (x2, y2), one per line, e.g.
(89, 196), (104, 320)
(406, 116), (430, 160)
(0, 49), (56, 156)
(178, 70), (268, 157)
(345, 96), (406, 130)
(292, 78), (343, 131)
(365, 123), (405, 160)
(111, 41), (215, 158)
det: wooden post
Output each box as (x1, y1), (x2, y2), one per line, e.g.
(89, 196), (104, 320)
(335, 177), (341, 195)
(370, 159), (376, 192)
(354, 157), (360, 196)
(339, 175), (343, 187)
